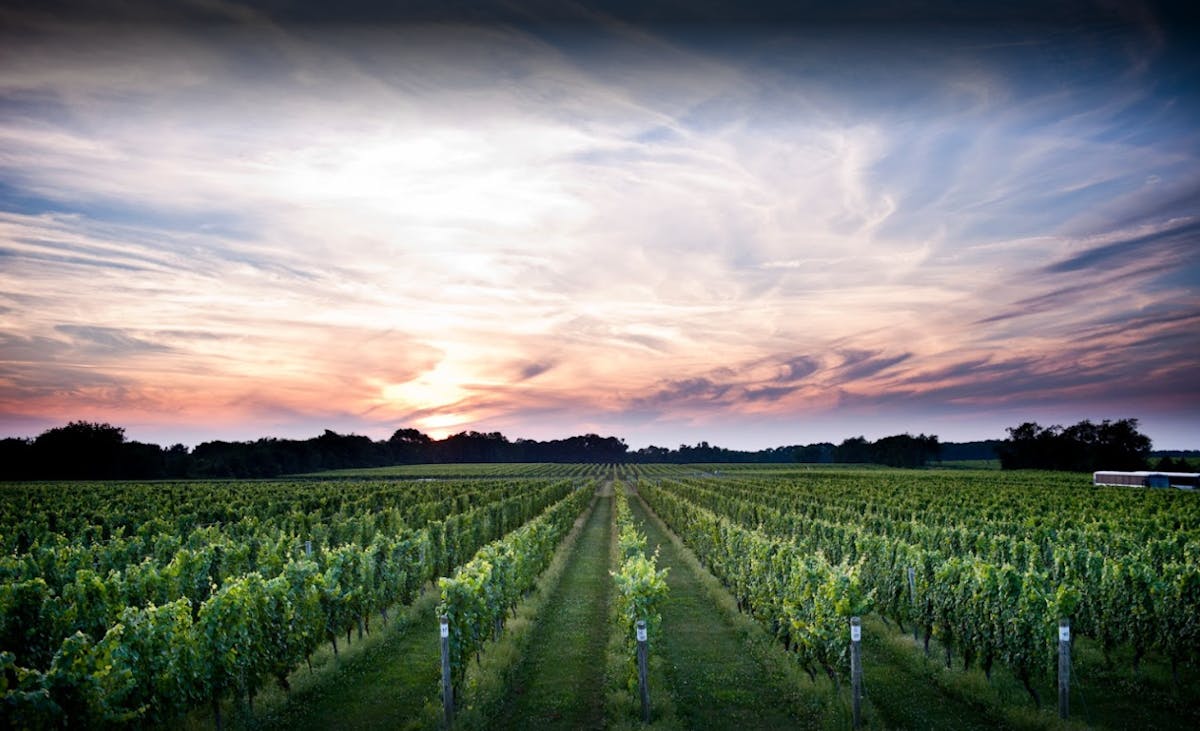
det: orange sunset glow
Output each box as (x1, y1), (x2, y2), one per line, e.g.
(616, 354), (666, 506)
(1, 3), (1198, 450)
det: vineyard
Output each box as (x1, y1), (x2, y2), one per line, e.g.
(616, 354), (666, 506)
(0, 471), (597, 727)
(2, 463), (1198, 728)
(634, 466), (1200, 727)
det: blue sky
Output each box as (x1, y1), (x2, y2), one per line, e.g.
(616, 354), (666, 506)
(1, 1), (1197, 449)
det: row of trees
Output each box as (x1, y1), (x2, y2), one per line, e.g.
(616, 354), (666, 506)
(0, 417), (1170, 480)
(995, 419), (1152, 472)
(0, 423), (948, 480)
(0, 424), (634, 480)
(824, 433), (942, 468)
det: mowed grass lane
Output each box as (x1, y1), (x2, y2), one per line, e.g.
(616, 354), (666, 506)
(248, 589), (442, 731)
(859, 617), (1015, 731)
(628, 492), (805, 731)
(490, 492), (614, 730)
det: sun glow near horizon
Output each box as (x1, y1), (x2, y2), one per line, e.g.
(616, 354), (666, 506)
(0, 6), (1198, 449)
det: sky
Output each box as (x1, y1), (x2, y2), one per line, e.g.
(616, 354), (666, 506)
(1, 1), (1198, 450)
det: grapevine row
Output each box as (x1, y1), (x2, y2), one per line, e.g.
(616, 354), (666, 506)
(0, 478), (577, 726)
(637, 481), (870, 684)
(642, 472), (1200, 697)
(437, 482), (594, 695)
(610, 484), (668, 689)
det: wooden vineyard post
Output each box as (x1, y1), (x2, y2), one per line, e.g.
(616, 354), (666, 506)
(850, 617), (863, 729)
(907, 567), (917, 640)
(1058, 618), (1070, 720)
(636, 619), (650, 723)
(440, 616), (454, 726)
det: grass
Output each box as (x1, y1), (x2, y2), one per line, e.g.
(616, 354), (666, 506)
(204, 489), (603, 731)
(627, 486), (824, 730)
(487, 486), (614, 729)
(628, 482), (1200, 730)
(193, 470), (1196, 730)
(934, 459), (1002, 470)
(604, 484), (680, 730)
(860, 617), (1030, 730)
(1066, 637), (1200, 729)
(861, 614), (1200, 730)
(233, 584), (444, 730)
(445, 487), (602, 729)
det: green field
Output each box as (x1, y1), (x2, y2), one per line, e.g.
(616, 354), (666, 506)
(2, 464), (1197, 729)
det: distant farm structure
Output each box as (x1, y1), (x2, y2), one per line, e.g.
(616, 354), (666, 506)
(1093, 470), (1199, 489)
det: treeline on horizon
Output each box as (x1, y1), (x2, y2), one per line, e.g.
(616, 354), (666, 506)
(0, 417), (1189, 481)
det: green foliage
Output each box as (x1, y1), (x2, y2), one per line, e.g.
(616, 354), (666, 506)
(610, 487), (670, 690)
(639, 479), (872, 683)
(107, 599), (199, 724)
(437, 484), (592, 693)
(3, 465), (1198, 725)
(1157, 564), (1200, 675)
(612, 555), (669, 630)
(0, 476), (583, 725)
(636, 466), (1200, 701)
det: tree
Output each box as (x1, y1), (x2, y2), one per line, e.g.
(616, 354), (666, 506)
(120, 441), (168, 479)
(31, 421), (127, 479)
(387, 428), (432, 463)
(0, 438), (34, 479)
(165, 444), (192, 478)
(836, 436), (871, 463)
(996, 422), (1061, 470)
(872, 434), (940, 467)
(794, 443), (835, 463)
(1096, 418), (1152, 471)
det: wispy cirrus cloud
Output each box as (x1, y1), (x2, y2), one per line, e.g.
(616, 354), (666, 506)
(53, 325), (172, 354)
(1, 2), (1197, 447)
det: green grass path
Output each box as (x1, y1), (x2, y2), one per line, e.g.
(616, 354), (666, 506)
(490, 492), (614, 730)
(249, 592), (442, 731)
(628, 493), (803, 730)
(858, 618), (1013, 730)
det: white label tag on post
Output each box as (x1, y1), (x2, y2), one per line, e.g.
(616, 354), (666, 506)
(851, 625), (861, 642)
(637, 626), (647, 642)
(441, 623), (449, 638)
(1059, 626), (1070, 642)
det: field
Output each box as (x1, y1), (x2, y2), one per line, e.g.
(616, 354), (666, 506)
(2, 464), (1197, 729)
